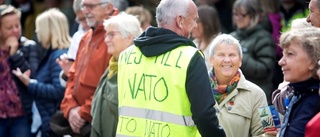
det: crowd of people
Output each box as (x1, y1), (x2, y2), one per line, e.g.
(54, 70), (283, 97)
(1, 0), (320, 137)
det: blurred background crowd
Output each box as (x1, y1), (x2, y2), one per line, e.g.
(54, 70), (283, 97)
(0, 0), (317, 137)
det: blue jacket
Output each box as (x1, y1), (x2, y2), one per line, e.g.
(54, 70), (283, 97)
(279, 78), (320, 137)
(28, 47), (67, 132)
(9, 36), (40, 123)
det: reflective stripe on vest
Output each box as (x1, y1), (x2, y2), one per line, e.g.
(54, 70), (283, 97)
(119, 106), (195, 126)
(117, 45), (200, 137)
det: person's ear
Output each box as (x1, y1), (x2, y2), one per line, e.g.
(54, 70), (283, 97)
(176, 15), (184, 28)
(309, 62), (316, 70)
(105, 4), (116, 16)
(209, 56), (214, 67)
(111, 7), (119, 16)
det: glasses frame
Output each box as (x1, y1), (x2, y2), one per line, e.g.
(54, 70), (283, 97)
(105, 31), (121, 39)
(81, 2), (109, 10)
(233, 12), (249, 18)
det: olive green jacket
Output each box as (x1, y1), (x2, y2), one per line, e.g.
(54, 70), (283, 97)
(91, 68), (118, 137)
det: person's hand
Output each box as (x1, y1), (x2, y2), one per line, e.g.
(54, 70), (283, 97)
(5, 37), (19, 56)
(56, 53), (73, 75)
(12, 68), (31, 86)
(264, 128), (280, 137)
(264, 131), (277, 137)
(68, 106), (86, 133)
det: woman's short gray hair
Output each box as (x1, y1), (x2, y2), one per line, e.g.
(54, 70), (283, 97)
(209, 34), (243, 58)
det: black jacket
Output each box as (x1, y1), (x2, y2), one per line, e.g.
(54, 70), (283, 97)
(9, 36), (40, 123)
(280, 78), (320, 137)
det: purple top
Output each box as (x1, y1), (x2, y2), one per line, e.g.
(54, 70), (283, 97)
(0, 48), (23, 118)
(268, 13), (282, 58)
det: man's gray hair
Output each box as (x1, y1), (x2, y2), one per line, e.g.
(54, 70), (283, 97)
(100, 0), (114, 5)
(156, 0), (190, 27)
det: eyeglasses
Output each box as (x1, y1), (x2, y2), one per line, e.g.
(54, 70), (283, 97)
(81, 2), (109, 10)
(233, 13), (249, 18)
(105, 31), (120, 39)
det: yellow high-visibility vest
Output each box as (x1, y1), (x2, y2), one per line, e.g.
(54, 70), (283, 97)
(281, 9), (309, 32)
(117, 45), (199, 137)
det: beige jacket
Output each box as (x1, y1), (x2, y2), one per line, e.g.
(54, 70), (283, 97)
(214, 71), (267, 137)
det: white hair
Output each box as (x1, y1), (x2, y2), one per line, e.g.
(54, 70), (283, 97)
(155, 0), (191, 27)
(103, 12), (142, 39)
(209, 34), (243, 58)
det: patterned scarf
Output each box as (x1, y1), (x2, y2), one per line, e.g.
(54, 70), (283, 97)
(209, 69), (240, 104)
(107, 56), (118, 79)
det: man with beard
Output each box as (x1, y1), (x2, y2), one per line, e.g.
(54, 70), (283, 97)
(58, 0), (118, 136)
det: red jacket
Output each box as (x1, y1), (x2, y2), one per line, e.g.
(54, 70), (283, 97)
(60, 24), (111, 122)
(305, 112), (320, 137)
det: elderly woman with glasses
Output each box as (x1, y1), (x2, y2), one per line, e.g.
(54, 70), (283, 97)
(90, 12), (142, 137)
(230, 0), (276, 105)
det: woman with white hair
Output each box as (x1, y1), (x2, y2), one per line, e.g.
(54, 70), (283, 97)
(208, 34), (267, 137)
(90, 12), (142, 137)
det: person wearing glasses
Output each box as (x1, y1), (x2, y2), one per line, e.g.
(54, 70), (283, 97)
(56, 0), (90, 87)
(90, 12), (142, 137)
(0, 4), (40, 137)
(58, 0), (118, 136)
(230, 0), (276, 105)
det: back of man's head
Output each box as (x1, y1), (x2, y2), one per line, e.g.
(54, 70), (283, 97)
(101, 0), (114, 4)
(156, 0), (190, 27)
